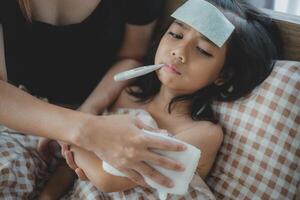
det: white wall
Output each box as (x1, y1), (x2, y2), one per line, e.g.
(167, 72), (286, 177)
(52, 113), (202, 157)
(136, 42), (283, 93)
(249, 0), (300, 16)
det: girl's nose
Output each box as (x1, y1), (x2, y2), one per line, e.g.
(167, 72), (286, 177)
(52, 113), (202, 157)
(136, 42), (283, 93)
(171, 49), (186, 63)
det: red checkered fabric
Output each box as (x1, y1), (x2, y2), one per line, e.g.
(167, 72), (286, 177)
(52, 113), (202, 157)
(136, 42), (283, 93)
(0, 129), (50, 199)
(207, 60), (300, 199)
(62, 177), (215, 200)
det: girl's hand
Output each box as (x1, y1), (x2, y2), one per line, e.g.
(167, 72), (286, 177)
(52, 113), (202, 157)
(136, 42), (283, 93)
(37, 137), (59, 163)
(75, 114), (187, 188)
(61, 143), (89, 180)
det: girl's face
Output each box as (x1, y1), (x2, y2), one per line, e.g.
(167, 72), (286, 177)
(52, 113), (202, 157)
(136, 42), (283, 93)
(155, 20), (227, 95)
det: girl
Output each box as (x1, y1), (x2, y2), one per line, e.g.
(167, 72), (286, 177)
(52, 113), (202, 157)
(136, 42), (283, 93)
(0, 0), (184, 196)
(39, 0), (281, 199)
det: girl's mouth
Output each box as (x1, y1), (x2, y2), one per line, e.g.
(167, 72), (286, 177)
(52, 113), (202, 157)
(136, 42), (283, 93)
(163, 64), (182, 75)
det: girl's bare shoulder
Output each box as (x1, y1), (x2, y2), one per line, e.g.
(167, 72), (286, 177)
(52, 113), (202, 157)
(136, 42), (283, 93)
(110, 87), (146, 111)
(175, 120), (223, 150)
(195, 121), (223, 142)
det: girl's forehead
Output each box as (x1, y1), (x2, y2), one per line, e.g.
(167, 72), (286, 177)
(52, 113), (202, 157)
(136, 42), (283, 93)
(171, 0), (235, 47)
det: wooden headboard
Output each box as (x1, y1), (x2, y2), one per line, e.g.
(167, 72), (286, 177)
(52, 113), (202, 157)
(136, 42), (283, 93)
(262, 9), (300, 61)
(161, 0), (300, 61)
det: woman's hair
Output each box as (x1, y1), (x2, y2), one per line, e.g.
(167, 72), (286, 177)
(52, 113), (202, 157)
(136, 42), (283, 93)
(130, 0), (283, 122)
(18, 0), (32, 22)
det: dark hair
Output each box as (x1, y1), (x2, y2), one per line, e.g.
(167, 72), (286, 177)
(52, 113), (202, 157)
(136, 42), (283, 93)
(128, 0), (282, 122)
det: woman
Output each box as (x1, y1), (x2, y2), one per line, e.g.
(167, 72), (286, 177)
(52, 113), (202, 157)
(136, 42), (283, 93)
(0, 0), (186, 198)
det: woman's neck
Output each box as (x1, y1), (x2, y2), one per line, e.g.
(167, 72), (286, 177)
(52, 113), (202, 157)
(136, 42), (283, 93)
(30, 0), (101, 25)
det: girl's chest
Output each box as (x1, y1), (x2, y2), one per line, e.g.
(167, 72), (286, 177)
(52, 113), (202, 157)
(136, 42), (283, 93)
(111, 90), (198, 134)
(148, 111), (198, 135)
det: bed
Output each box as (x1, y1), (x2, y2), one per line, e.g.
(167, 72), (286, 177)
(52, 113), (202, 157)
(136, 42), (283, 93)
(0, 1), (299, 199)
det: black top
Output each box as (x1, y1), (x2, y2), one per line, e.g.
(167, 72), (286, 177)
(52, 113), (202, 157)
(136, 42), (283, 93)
(0, 0), (164, 104)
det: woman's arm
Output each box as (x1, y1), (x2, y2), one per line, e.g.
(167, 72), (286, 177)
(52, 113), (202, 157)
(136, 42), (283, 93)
(0, 25), (7, 82)
(0, 79), (86, 141)
(79, 21), (157, 114)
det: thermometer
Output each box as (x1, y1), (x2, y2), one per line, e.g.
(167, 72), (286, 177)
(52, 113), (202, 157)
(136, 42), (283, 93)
(114, 64), (164, 81)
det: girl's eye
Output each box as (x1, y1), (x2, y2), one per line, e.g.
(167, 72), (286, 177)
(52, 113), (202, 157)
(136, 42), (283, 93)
(196, 46), (212, 57)
(168, 31), (183, 39)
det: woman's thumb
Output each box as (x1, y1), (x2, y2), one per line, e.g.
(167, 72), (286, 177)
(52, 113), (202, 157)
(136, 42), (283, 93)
(134, 117), (157, 132)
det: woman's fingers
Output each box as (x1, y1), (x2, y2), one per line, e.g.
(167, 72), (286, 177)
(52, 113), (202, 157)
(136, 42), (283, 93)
(143, 151), (185, 171)
(121, 168), (148, 187)
(133, 162), (174, 188)
(134, 117), (157, 132)
(145, 135), (186, 152)
(134, 118), (186, 152)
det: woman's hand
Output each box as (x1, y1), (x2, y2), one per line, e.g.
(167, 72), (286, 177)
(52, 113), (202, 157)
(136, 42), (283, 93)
(74, 114), (187, 188)
(62, 129), (172, 181)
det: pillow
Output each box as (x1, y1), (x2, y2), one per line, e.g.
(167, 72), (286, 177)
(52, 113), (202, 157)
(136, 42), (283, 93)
(207, 61), (300, 199)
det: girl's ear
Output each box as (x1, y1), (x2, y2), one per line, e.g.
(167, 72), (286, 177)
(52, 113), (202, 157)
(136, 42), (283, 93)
(214, 77), (225, 86)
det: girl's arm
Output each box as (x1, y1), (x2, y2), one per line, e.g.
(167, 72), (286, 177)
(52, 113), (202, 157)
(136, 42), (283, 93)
(174, 122), (224, 178)
(79, 21), (157, 114)
(71, 145), (137, 193)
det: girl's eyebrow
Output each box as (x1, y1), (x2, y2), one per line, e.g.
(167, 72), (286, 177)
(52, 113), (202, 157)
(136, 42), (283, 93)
(174, 20), (218, 48)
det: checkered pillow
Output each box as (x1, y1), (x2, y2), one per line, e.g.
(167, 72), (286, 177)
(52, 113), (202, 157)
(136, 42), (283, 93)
(207, 60), (300, 199)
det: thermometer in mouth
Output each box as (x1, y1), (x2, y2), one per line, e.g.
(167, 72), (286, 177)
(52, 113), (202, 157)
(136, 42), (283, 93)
(114, 64), (165, 81)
